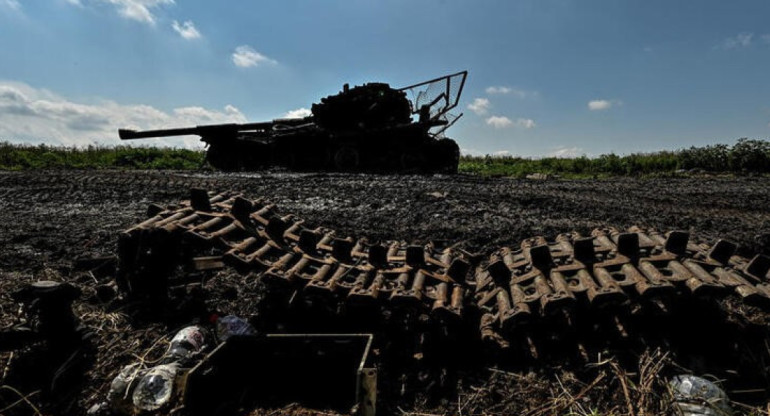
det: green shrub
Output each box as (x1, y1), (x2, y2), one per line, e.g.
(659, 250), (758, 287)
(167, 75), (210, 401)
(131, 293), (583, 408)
(0, 142), (205, 170)
(2, 138), (769, 175)
(459, 138), (770, 177)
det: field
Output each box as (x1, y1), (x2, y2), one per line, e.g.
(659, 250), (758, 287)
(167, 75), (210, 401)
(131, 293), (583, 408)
(1, 169), (770, 415)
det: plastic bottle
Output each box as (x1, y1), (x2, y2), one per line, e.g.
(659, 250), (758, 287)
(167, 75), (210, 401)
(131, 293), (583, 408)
(669, 375), (733, 416)
(107, 326), (210, 414)
(107, 363), (144, 415)
(163, 325), (208, 364)
(215, 315), (256, 342)
(131, 363), (180, 412)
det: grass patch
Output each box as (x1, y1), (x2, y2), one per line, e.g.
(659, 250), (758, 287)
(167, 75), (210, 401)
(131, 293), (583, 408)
(2, 138), (769, 176)
(460, 138), (770, 178)
(458, 153), (679, 178)
(0, 143), (205, 170)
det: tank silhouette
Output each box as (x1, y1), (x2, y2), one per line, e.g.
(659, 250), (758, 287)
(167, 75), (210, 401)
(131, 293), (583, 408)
(119, 71), (467, 173)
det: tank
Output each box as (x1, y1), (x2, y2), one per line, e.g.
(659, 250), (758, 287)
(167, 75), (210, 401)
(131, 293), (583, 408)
(119, 71), (467, 173)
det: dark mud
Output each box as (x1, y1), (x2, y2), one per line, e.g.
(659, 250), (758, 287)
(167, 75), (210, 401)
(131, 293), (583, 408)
(2, 171), (769, 271)
(1, 170), (769, 415)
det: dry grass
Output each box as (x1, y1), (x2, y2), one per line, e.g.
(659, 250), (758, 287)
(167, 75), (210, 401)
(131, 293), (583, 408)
(397, 349), (677, 416)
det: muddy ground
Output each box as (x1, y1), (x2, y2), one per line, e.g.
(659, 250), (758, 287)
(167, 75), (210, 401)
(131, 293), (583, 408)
(1, 170), (770, 415)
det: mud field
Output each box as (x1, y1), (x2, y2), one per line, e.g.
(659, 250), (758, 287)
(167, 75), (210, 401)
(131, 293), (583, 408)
(1, 170), (770, 415)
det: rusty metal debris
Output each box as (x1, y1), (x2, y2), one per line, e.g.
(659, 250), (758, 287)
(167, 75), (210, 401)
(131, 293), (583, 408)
(117, 189), (473, 327)
(0, 281), (82, 351)
(118, 190), (770, 334)
(0, 280), (93, 404)
(474, 227), (770, 359)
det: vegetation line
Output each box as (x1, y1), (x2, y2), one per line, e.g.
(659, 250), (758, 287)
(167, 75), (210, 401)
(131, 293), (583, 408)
(0, 143), (205, 170)
(1, 139), (769, 177)
(459, 138), (770, 178)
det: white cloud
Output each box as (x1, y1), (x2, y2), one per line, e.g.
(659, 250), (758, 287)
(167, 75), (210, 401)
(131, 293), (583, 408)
(492, 150), (511, 157)
(2, 0), (20, 10)
(515, 118), (536, 129)
(486, 116), (512, 128)
(486, 86), (512, 95)
(485, 86), (538, 99)
(232, 45), (277, 68)
(485, 116), (536, 129)
(282, 108), (312, 119)
(717, 32), (753, 49)
(0, 81), (248, 148)
(467, 98), (491, 115)
(588, 99), (613, 111)
(548, 146), (585, 158)
(172, 20), (201, 39)
(69, 0), (174, 25)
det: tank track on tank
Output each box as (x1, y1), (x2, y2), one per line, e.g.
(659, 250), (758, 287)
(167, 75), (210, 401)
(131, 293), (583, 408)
(117, 190), (770, 356)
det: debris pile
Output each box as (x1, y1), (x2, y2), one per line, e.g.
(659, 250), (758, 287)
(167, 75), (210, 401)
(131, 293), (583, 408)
(44, 187), (770, 415)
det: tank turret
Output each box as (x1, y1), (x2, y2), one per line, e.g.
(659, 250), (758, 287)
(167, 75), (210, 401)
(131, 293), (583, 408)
(312, 83), (412, 130)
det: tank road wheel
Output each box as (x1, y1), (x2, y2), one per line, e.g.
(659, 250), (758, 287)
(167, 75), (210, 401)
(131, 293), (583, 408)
(206, 144), (240, 171)
(333, 146), (360, 171)
(275, 151), (297, 170)
(399, 149), (426, 173)
(301, 147), (332, 171)
(433, 138), (460, 174)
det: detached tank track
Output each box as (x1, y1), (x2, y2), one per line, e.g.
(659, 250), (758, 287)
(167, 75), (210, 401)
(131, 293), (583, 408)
(475, 227), (770, 361)
(118, 190), (472, 326)
(117, 190), (770, 358)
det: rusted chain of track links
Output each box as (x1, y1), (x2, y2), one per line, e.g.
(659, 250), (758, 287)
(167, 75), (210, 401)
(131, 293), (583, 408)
(119, 189), (472, 322)
(475, 226), (770, 348)
(120, 190), (770, 331)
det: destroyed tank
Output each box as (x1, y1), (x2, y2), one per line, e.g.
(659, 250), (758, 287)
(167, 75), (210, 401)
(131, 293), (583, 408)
(119, 71), (467, 173)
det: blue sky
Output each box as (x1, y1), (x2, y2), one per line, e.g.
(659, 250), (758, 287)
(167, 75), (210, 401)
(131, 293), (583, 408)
(1, 0), (769, 156)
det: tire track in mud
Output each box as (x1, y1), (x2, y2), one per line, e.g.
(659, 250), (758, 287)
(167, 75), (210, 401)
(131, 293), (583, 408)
(0, 170), (768, 276)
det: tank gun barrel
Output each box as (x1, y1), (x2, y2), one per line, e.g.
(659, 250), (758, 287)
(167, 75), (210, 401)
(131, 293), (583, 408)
(119, 121), (281, 141)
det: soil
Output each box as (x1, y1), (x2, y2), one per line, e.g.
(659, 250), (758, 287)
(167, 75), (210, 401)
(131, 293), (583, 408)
(1, 170), (769, 415)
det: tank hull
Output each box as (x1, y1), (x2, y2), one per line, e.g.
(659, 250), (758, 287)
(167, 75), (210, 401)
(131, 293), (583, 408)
(205, 125), (460, 174)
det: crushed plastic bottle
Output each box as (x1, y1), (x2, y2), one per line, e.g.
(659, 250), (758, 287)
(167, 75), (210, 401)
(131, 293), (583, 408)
(131, 363), (179, 412)
(107, 326), (211, 415)
(670, 375), (734, 416)
(163, 325), (208, 364)
(107, 363), (144, 415)
(215, 315), (256, 342)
